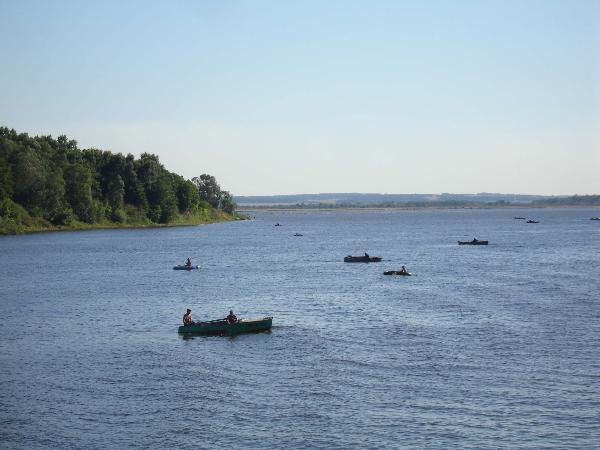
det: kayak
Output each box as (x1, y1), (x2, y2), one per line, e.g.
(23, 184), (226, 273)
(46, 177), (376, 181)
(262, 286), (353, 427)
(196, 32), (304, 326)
(458, 240), (488, 245)
(384, 271), (411, 276)
(178, 317), (273, 336)
(173, 265), (200, 270)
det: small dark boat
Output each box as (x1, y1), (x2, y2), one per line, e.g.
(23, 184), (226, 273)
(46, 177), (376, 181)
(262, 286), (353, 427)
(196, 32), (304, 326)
(514, 216), (526, 220)
(384, 270), (411, 276)
(178, 317), (272, 336)
(274, 223), (282, 226)
(458, 239), (488, 245)
(173, 265), (200, 270)
(591, 217), (600, 221)
(526, 220), (539, 223)
(344, 255), (382, 262)
(293, 233), (303, 236)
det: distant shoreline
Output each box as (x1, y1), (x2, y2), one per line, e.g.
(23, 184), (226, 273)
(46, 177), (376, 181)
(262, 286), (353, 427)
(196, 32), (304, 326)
(239, 204), (600, 213)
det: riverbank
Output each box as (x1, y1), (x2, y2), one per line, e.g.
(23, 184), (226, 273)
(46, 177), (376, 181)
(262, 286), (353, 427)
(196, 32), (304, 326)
(0, 205), (245, 235)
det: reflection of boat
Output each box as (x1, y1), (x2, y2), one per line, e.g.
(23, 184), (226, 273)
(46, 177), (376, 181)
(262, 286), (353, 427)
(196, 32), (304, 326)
(591, 217), (600, 221)
(458, 239), (488, 245)
(178, 317), (273, 336)
(173, 265), (200, 270)
(293, 233), (303, 236)
(514, 216), (526, 220)
(384, 270), (411, 276)
(344, 255), (382, 262)
(526, 220), (539, 223)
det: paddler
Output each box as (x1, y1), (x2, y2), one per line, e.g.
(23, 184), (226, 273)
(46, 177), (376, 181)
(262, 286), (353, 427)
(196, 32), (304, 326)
(183, 308), (193, 326)
(226, 309), (237, 324)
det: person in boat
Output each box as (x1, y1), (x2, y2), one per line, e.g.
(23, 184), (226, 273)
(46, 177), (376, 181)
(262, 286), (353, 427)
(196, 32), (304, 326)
(400, 265), (407, 274)
(364, 252), (369, 258)
(183, 309), (193, 326)
(226, 310), (237, 324)
(185, 258), (192, 267)
(472, 238), (478, 243)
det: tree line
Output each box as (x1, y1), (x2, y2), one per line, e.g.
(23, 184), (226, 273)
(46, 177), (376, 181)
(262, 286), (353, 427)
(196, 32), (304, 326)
(0, 127), (236, 228)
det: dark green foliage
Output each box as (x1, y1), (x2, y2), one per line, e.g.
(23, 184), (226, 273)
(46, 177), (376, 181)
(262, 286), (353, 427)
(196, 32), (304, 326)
(174, 176), (200, 214)
(220, 190), (236, 214)
(64, 163), (94, 222)
(193, 174), (222, 208)
(0, 157), (13, 200)
(0, 126), (236, 231)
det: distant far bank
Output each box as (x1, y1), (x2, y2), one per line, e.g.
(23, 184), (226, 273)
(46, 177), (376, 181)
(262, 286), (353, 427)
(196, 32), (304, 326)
(235, 193), (600, 210)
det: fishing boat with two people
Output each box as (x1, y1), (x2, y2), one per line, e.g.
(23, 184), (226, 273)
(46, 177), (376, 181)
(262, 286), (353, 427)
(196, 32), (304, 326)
(179, 309), (272, 336)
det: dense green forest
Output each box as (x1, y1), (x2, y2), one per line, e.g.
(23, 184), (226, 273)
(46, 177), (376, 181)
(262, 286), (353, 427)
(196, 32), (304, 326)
(0, 127), (238, 234)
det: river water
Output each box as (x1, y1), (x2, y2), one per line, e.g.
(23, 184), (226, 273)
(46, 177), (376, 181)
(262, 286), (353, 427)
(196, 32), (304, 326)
(1, 208), (599, 448)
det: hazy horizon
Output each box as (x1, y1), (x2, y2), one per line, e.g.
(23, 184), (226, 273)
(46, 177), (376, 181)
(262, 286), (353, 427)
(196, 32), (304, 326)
(233, 191), (585, 198)
(1, 0), (599, 196)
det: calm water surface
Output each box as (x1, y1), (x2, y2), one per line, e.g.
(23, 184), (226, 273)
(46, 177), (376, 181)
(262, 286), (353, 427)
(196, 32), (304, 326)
(1, 208), (599, 448)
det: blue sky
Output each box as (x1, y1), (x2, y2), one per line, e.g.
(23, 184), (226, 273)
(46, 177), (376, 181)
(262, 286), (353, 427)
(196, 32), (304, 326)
(1, 0), (598, 195)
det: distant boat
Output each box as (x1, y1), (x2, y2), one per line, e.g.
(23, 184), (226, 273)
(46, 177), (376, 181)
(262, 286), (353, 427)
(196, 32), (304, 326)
(514, 216), (526, 220)
(591, 217), (600, 221)
(293, 233), (303, 236)
(526, 220), (540, 223)
(173, 265), (200, 270)
(178, 317), (272, 336)
(458, 239), (488, 245)
(274, 223), (282, 226)
(344, 254), (382, 263)
(383, 270), (411, 276)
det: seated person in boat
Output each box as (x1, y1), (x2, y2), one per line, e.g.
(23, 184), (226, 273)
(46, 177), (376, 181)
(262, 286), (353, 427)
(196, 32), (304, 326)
(226, 310), (237, 324)
(185, 258), (192, 267)
(400, 265), (407, 274)
(183, 309), (193, 326)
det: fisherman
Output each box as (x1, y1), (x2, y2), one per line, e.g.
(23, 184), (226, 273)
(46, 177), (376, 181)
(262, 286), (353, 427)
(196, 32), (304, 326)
(183, 309), (193, 326)
(400, 265), (407, 274)
(226, 309), (237, 324)
(185, 258), (192, 267)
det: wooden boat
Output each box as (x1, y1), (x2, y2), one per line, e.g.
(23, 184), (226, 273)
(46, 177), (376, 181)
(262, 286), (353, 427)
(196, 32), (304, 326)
(526, 220), (539, 223)
(178, 317), (273, 336)
(458, 239), (488, 245)
(383, 270), (411, 276)
(173, 265), (200, 270)
(344, 255), (382, 262)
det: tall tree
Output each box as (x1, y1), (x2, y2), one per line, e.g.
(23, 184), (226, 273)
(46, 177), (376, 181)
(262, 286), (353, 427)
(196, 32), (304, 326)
(64, 163), (94, 223)
(193, 174), (222, 208)
(220, 191), (236, 214)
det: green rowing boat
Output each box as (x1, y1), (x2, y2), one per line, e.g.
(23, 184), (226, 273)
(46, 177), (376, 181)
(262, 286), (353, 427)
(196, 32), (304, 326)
(178, 317), (273, 336)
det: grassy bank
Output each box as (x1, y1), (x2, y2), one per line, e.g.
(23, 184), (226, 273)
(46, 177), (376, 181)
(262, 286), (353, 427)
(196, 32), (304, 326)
(0, 200), (243, 235)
